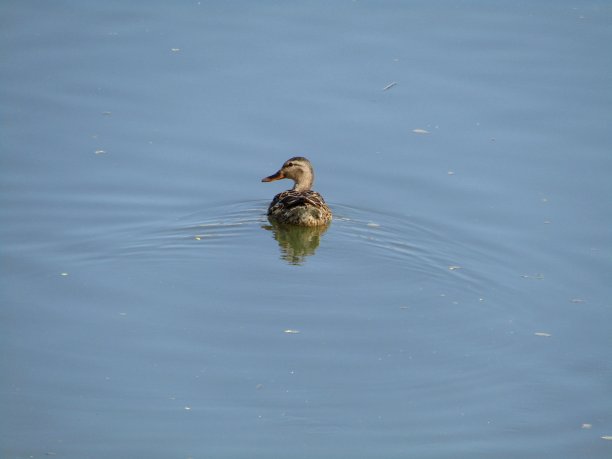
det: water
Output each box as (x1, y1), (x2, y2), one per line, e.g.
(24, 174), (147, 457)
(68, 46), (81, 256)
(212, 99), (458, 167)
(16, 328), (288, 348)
(2, 1), (611, 458)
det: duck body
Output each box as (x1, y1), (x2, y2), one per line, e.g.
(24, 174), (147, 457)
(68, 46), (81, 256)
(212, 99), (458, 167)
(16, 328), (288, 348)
(262, 157), (332, 227)
(267, 189), (332, 226)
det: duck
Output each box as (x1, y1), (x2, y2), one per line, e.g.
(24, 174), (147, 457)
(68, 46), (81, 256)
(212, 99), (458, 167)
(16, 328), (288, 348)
(262, 156), (332, 226)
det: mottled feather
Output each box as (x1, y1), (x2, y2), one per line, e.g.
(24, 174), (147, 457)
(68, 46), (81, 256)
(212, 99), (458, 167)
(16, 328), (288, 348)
(267, 190), (332, 226)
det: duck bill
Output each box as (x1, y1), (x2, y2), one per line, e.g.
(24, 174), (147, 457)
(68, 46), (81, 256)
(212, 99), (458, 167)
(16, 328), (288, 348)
(262, 170), (285, 182)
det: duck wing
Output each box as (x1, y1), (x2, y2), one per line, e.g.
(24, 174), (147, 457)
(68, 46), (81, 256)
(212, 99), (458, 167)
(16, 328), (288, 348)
(270, 190), (327, 210)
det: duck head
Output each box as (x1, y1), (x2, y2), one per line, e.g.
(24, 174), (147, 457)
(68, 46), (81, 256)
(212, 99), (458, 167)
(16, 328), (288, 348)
(262, 156), (315, 192)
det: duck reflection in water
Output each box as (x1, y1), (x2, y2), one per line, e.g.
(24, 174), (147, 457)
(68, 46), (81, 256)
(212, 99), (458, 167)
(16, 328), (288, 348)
(262, 220), (329, 265)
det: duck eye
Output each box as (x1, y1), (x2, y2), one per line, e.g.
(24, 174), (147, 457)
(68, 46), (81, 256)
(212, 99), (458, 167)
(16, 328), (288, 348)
(286, 162), (293, 167)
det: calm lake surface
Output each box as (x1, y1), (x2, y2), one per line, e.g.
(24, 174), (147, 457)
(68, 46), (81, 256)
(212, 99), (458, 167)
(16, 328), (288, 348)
(2, 1), (611, 458)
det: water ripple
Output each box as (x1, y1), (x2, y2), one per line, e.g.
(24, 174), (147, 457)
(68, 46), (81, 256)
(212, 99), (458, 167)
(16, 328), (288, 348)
(76, 199), (510, 301)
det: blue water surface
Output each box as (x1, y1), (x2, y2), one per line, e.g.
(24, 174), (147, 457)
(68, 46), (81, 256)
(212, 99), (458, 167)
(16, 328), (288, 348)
(1, 1), (611, 458)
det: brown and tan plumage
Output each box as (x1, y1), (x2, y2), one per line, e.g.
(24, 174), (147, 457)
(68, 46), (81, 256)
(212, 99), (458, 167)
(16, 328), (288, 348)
(262, 157), (332, 226)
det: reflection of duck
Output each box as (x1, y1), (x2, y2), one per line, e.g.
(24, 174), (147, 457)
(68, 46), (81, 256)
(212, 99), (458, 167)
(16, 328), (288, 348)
(262, 157), (332, 226)
(263, 220), (329, 265)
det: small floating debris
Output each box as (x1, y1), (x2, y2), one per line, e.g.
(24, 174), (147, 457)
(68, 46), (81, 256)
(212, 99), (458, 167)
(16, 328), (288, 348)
(94, 150), (106, 155)
(602, 436), (612, 440)
(571, 298), (585, 304)
(60, 272), (69, 276)
(171, 48), (181, 52)
(184, 406), (191, 411)
(412, 128), (429, 135)
(447, 171), (455, 175)
(534, 332), (552, 337)
(366, 222), (380, 228)
(284, 329), (300, 334)
(581, 423), (592, 429)
(382, 81), (397, 91)
(520, 273), (545, 280)
(448, 265), (462, 271)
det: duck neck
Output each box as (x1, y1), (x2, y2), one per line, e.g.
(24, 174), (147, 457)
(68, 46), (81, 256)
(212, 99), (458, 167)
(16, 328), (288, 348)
(292, 174), (313, 192)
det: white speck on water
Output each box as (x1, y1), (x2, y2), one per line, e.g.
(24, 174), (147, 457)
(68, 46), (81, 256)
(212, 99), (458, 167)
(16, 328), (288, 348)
(521, 273), (545, 280)
(412, 128), (429, 134)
